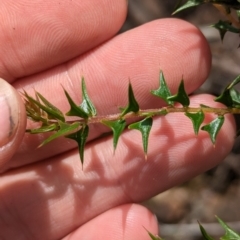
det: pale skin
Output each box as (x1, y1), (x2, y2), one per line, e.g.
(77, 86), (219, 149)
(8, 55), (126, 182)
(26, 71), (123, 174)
(0, 0), (236, 239)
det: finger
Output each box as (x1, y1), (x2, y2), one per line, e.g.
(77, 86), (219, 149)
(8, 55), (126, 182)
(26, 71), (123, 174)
(7, 18), (211, 170)
(0, 94), (235, 239)
(0, 79), (26, 168)
(0, 0), (127, 81)
(63, 204), (158, 240)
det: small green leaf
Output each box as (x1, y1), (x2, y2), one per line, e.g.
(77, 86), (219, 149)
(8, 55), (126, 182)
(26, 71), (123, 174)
(121, 82), (139, 117)
(64, 89), (89, 118)
(39, 121), (80, 147)
(102, 119), (126, 153)
(201, 116), (225, 145)
(67, 125), (89, 166)
(23, 91), (65, 122)
(172, 0), (204, 14)
(128, 117), (153, 159)
(185, 110), (205, 135)
(227, 74), (240, 89)
(64, 78), (96, 119)
(211, 20), (240, 41)
(80, 77), (97, 117)
(215, 75), (240, 107)
(230, 88), (240, 106)
(198, 222), (215, 240)
(151, 71), (173, 105)
(214, 89), (233, 107)
(145, 229), (163, 240)
(36, 92), (65, 122)
(167, 80), (190, 107)
(26, 124), (58, 134)
(216, 216), (240, 240)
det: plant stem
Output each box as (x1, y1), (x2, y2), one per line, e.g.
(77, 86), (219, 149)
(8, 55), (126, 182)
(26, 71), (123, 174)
(60, 106), (240, 125)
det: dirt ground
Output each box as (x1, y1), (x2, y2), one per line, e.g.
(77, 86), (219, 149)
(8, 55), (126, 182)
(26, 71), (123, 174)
(121, 1), (240, 239)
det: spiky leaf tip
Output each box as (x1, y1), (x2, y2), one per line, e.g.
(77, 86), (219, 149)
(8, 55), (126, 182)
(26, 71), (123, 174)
(167, 79), (190, 107)
(151, 70), (173, 105)
(80, 77), (97, 117)
(67, 125), (89, 167)
(172, 0), (204, 15)
(102, 119), (126, 153)
(185, 110), (205, 135)
(64, 89), (89, 119)
(216, 216), (240, 239)
(198, 221), (215, 240)
(201, 116), (225, 145)
(128, 117), (153, 159)
(120, 82), (139, 117)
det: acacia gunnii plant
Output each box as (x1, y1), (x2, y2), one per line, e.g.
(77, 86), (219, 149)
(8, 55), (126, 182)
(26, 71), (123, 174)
(24, 71), (240, 165)
(23, 0), (240, 239)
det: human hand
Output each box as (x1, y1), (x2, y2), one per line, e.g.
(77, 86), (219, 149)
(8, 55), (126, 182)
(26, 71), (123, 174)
(0, 1), (235, 239)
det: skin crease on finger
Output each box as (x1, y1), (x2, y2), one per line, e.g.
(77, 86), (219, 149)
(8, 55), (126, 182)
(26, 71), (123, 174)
(0, 94), (235, 240)
(0, 0), (127, 81)
(2, 18), (213, 172)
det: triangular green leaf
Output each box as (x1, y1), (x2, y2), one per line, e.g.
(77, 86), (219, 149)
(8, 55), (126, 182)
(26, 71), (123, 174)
(121, 82), (139, 117)
(64, 78), (96, 119)
(102, 119), (126, 153)
(198, 221), (215, 240)
(167, 80), (190, 107)
(23, 91), (65, 122)
(216, 216), (240, 240)
(151, 71), (173, 105)
(211, 20), (240, 41)
(201, 116), (225, 145)
(80, 77), (97, 117)
(215, 75), (240, 107)
(230, 88), (240, 107)
(146, 230), (163, 240)
(128, 117), (153, 159)
(26, 123), (58, 134)
(39, 121), (80, 147)
(227, 74), (240, 90)
(185, 110), (205, 135)
(172, 0), (204, 14)
(67, 125), (89, 166)
(214, 89), (233, 107)
(64, 89), (89, 118)
(36, 92), (65, 122)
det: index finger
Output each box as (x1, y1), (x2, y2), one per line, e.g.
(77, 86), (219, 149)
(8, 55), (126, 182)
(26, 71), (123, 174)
(0, 0), (127, 82)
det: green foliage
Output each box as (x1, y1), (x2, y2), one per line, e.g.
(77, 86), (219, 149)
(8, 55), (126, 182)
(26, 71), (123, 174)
(64, 78), (96, 119)
(67, 125), (89, 166)
(128, 117), (153, 159)
(201, 116), (225, 145)
(151, 71), (173, 105)
(102, 119), (126, 153)
(145, 228), (163, 240)
(199, 216), (240, 240)
(23, 72), (240, 166)
(212, 20), (240, 41)
(167, 79), (190, 107)
(120, 82), (139, 116)
(173, 0), (240, 41)
(38, 121), (80, 147)
(215, 74), (240, 107)
(185, 110), (205, 135)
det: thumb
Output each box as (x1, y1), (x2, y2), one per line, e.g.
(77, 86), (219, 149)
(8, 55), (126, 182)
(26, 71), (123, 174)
(0, 79), (26, 170)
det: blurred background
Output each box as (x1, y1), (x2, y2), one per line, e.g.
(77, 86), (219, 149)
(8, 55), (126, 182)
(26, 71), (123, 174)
(121, 1), (240, 239)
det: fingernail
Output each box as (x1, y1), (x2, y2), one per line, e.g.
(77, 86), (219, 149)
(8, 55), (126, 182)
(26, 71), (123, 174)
(0, 79), (19, 147)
